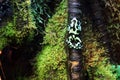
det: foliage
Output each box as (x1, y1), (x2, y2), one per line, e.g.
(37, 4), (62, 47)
(31, 0), (51, 31)
(0, 0), (119, 80)
(31, 0), (51, 20)
(0, 1), (37, 79)
(31, 0), (61, 32)
(33, 0), (120, 80)
(13, 0), (36, 29)
(0, 0), (36, 50)
(0, 22), (14, 49)
(81, 0), (120, 79)
(34, 0), (67, 80)
(0, 37), (7, 49)
(30, 0), (62, 49)
(82, 20), (116, 79)
(104, 0), (120, 23)
(111, 65), (120, 79)
(108, 23), (120, 64)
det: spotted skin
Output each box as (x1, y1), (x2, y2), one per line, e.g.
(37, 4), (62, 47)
(66, 17), (82, 49)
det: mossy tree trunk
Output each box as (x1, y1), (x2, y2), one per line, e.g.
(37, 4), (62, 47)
(66, 0), (84, 80)
(88, 0), (111, 53)
(0, 0), (37, 80)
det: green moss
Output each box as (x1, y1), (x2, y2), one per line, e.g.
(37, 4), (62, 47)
(34, 0), (67, 80)
(1, 23), (16, 37)
(0, 0), (36, 47)
(0, 23), (14, 49)
(82, 21), (116, 80)
(0, 38), (7, 49)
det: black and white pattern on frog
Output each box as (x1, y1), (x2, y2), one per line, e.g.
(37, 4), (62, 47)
(66, 17), (82, 49)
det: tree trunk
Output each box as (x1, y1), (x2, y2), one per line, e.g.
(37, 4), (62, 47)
(88, 0), (111, 53)
(66, 0), (84, 80)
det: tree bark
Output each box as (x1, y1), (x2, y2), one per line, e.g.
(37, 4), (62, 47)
(66, 0), (84, 80)
(88, 0), (111, 53)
